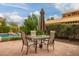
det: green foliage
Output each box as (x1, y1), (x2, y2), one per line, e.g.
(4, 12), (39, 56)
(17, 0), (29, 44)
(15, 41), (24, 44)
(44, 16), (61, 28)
(9, 22), (19, 33)
(36, 29), (44, 35)
(0, 18), (6, 26)
(21, 14), (38, 34)
(46, 24), (79, 39)
(0, 18), (10, 33)
(1, 19), (6, 26)
(0, 26), (10, 33)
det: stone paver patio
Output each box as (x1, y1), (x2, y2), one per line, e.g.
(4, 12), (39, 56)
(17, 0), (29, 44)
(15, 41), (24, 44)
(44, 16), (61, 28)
(0, 39), (79, 56)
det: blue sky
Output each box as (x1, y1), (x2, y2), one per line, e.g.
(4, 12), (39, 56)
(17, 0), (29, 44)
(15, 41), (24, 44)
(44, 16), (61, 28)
(0, 3), (61, 18)
(0, 3), (79, 25)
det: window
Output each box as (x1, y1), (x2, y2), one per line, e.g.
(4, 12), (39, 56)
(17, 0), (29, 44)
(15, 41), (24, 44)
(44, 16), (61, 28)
(72, 12), (74, 16)
(68, 14), (71, 16)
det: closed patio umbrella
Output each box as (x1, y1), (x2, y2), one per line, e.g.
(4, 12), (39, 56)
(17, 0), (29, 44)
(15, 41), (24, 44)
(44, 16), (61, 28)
(39, 8), (46, 32)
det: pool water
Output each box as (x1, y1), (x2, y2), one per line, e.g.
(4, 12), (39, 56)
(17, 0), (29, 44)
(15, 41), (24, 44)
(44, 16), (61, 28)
(0, 33), (21, 41)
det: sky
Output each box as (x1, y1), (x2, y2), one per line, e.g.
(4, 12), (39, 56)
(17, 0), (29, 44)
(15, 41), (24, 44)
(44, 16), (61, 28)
(0, 3), (79, 25)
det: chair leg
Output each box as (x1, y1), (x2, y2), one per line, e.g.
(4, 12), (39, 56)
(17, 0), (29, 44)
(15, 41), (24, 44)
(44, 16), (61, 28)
(47, 39), (49, 52)
(26, 45), (28, 55)
(47, 44), (49, 52)
(35, 45), (37, 53)
(21, 44), (24, 52)
(35, 40), (37, 53)
(53, 41), (55, 51)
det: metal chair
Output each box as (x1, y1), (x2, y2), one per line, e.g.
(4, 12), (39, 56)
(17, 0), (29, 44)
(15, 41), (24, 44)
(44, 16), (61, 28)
(31, 30), (36, 37)
(21, 31), (37, 54)
(43, 31), (56, 52)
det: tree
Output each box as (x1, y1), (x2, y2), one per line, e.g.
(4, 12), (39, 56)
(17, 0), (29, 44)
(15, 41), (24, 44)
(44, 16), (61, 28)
(0, 26), (10, 33)
(21, 14), (38, 34)
(51, 17), (54, 20)
(0, 17), (6, 26)
(9, 22), (19, 33)
(0, 17), (10, 33)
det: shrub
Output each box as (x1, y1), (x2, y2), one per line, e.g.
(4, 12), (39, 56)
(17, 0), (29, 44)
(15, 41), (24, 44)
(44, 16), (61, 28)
(36, 30), (44, 35)
(0, 26), (10, 33)
(46, 24), (79, 40)
(20, 14), (38, 35)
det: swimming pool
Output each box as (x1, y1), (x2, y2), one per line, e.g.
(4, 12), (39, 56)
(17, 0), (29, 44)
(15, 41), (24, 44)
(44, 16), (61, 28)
(0, 33), (21, 41)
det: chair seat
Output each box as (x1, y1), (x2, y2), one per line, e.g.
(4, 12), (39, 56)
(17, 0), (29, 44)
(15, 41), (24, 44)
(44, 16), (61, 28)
(28, 40), (35, 45)
(28, 42), (34, 45)
(24, 40), (34, 45)
(36, 38), (49, 44)
(43, 41), (48, 44)
(44, 39), (49, 41)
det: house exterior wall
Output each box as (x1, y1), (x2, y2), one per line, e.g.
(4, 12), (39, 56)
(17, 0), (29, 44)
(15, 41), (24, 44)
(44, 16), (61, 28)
(46, 10), (79, 25)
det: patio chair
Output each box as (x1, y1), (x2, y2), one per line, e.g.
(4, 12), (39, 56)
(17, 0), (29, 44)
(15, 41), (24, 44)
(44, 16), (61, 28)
(31, 30), (36, 37)
(43, 31), (56, 52)
(21, 31), (37, 54)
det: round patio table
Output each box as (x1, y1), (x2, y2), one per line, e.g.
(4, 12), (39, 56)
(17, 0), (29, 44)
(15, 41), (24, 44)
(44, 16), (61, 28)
(26, 35), (50, 52)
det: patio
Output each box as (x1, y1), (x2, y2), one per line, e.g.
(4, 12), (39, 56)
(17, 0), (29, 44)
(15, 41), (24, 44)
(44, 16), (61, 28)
(0, 39), (79, 56)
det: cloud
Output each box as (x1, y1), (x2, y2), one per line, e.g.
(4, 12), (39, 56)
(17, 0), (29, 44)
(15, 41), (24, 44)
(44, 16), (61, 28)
(49, 14), (61, 19)
(0, 11), (24, 26)
(54, 3), (71, 12)
(34, 11), (40, 16)
(53, 15), (61, 19)
(0, 13), (4, 18)
(70, 3), (79, 10)
(54, 3), (79, 13)
(0, 3), (29, 11)
(29, 10), (40, 16)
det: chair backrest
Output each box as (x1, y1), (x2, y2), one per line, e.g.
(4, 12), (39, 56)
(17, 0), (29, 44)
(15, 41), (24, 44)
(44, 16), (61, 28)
(49, 31), (56, 44)
(21, 31), (27, 45)
(31, 31), (36, 37)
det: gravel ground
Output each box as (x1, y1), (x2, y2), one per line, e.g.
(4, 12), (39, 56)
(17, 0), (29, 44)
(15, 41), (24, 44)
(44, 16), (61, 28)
(0, 39), (79, 56)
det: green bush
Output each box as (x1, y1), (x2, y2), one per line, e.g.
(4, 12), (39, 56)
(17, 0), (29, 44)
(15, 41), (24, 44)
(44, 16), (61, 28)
(36, 30), (44, 35)
(46, 24), (79, 40)
(20, 14), (38, 35)
(0, 26), (10, 33)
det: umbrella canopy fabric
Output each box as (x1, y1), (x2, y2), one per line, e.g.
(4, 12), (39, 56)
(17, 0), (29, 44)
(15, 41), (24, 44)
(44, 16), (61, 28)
(39, 8), (46, 32)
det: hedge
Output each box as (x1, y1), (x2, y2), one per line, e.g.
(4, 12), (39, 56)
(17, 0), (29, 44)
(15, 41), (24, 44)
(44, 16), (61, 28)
(46, 24), (79, 40)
